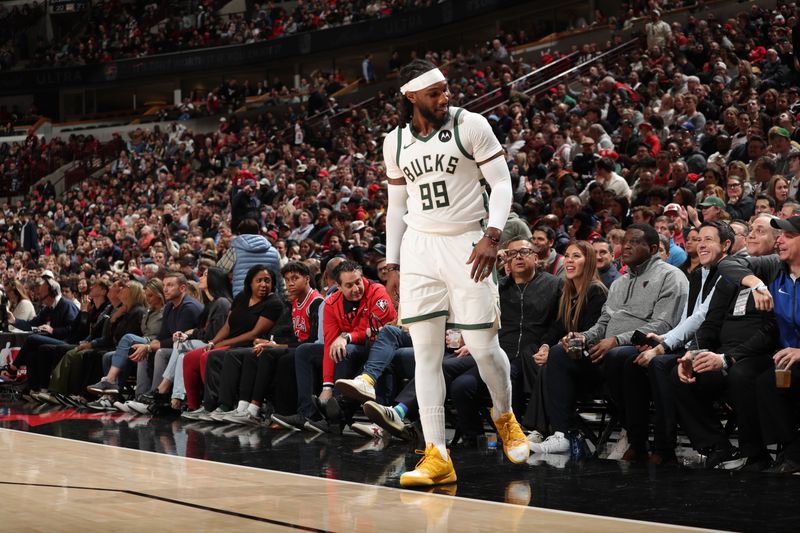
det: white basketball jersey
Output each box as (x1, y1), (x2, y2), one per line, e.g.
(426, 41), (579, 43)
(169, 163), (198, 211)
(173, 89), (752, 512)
(383, 106), (503, 235)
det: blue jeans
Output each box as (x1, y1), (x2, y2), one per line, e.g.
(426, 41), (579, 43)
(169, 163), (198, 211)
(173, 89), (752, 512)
(163, 340), (206, 400)
(362, 325), (412, 382)
(294, 343), (324, 418)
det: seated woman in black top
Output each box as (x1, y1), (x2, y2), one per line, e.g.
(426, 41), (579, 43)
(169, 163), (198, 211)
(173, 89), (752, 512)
(530, 240), (608, 452)
(181, 265), (283, 414)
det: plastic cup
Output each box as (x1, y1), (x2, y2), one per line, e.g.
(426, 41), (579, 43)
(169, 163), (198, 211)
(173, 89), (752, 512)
(567, 336), (584, 360)
(775, 368), (792, 389)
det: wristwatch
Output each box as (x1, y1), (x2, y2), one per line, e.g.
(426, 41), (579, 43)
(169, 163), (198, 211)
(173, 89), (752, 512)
(753, 283), (768, 292)
(339, 332), (351, 343)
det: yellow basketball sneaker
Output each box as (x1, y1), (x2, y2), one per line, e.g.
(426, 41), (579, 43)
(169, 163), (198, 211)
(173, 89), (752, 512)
(399, 444), (457, 487)
(493, 410), (530, 464)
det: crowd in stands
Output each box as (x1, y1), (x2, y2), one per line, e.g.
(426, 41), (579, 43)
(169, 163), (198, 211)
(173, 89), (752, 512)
(3, 1), (800, 476)
(16, 0), (436, 70)
(0, 1), (46, 71)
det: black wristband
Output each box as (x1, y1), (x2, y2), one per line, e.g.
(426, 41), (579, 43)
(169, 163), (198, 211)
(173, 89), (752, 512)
(483, 233), (500, 245)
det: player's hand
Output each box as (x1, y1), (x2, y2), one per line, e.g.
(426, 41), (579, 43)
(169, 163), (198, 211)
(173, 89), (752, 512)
(467, 234), (499, 283)
(384, 268), (400, 306)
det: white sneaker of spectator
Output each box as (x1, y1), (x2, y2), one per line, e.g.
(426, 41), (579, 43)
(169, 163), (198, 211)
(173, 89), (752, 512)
(530, 431), (570, 454)
(527, 430), (544, 447)
(606, 429), (629, 460)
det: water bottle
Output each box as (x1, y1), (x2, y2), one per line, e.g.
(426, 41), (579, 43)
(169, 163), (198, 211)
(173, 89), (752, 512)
(486, 432), (498, 451)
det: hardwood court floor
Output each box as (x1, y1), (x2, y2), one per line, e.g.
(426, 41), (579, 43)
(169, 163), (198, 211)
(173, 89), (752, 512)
(1, 403), (798, 531)
(0, 429), (711, 533)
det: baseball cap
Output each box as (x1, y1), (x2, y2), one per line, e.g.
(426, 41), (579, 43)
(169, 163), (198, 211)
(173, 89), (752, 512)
(664, 203), (682, 215)
(680, 122), (696, 132)
(243, 179), (256, 187)
(771, 216), (800, 233)
(350, 221), (366, 232)
(698, 197), (725, 209)
(772, 127), (791, 139)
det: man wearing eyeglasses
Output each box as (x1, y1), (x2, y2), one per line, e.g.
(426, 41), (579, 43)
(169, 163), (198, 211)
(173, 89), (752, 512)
(716, 216), (800, 473)
(497, 237), (564, 433)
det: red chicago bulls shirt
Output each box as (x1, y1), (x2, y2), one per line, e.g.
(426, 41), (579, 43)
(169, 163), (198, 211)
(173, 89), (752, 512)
(292, 288), (323, 343)
(322, 278), (397, 384)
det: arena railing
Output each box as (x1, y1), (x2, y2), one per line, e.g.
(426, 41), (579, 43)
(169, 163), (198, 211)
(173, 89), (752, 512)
(462, 51), (579, 115)
(478, 36), (643, 118)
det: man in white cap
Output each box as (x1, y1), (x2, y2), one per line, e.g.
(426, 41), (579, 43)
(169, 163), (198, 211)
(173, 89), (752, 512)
(383, 59), (528, 487)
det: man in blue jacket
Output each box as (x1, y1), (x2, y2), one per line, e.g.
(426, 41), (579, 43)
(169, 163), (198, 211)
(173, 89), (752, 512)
(217, 218), (281, 297)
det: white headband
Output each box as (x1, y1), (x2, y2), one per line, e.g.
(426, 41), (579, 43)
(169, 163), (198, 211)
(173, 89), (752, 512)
(400, 68), (446, 95)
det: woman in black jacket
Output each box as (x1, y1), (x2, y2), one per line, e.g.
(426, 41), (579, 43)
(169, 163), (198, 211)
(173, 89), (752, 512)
(527, 241), (608, 441)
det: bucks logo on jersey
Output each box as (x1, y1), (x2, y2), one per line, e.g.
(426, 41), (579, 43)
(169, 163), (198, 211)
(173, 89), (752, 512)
(402, 154), (459, 183)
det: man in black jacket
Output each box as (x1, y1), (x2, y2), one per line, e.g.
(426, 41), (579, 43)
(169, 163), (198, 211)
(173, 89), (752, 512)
(447, 236), (563, 443)
(673, 241), (777, 470)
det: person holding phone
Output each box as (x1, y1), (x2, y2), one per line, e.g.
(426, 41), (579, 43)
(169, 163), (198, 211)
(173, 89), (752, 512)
(533, 225), (687, 458)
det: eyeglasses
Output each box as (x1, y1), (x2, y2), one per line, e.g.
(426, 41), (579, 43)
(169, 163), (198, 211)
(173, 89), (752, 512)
(504, 248), (536, 259)
(726, 183), (742, 188)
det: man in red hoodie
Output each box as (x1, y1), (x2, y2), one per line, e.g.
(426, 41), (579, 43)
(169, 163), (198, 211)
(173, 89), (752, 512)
(320, 260), (397, 428)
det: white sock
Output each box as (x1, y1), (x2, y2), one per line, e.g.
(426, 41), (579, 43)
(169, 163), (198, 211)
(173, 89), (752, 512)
(408, 317), (448, 461)
(461, 328), (512, 418)
(246, 403), (260, 417)
(419, 406), (448, 461)
(236, 400), (249, 413)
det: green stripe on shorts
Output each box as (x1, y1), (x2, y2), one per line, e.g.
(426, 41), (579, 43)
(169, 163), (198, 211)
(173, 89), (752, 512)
(402, 310), (450, 324)
(446, 322), (495, 330)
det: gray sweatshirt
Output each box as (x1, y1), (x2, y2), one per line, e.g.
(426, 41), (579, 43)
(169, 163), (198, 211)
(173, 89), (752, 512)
(582, 254), (688, 346)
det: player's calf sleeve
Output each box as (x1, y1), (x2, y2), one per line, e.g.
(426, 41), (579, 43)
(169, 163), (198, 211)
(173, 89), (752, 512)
(461, 328), (512, 417)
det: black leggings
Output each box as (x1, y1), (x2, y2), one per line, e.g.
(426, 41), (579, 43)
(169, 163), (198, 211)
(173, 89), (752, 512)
(217, 347), (297, 413)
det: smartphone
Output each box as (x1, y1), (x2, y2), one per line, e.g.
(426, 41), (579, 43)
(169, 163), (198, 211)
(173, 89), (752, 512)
(631, 330), (659, 347)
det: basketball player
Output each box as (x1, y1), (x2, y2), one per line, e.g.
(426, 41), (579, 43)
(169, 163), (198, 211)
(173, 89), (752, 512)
(383, 59), (529, 487)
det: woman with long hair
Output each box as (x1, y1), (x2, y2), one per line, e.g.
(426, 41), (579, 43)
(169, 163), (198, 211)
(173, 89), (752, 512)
(768, 175), (790, 211)
(84, 279), (164, 407)
(5, 280), (35, 321)
(681, 228), (702, 276)
(128, 267), (233, 412)
(528, 241), (608, 449)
